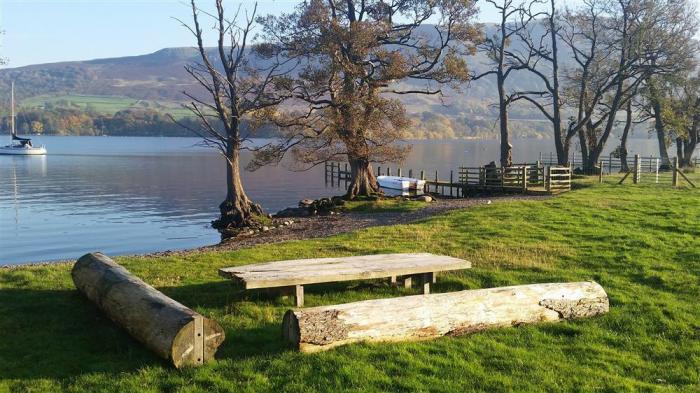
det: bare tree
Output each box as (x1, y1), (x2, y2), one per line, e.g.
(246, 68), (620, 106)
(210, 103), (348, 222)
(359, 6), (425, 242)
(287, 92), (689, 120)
(473, 0), (531, 167)
(558, 0), (696, 172)
(253, 0), (480, 198)
(176, 0), (289, 237)
(504, 0), (574, 165)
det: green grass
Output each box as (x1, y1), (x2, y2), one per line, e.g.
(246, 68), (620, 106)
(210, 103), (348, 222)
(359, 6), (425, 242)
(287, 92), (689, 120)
(20, 94), (193, 118)
(1, 175), (698, 392)
(342, 197), (428, 213)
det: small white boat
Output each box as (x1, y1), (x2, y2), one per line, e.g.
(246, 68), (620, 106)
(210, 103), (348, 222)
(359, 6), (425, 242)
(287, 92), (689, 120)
(377, 175), (426, 191)
(0, 82), (47, 156)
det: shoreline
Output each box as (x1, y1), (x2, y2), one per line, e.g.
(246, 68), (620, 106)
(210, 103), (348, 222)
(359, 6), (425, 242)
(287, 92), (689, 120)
(1, 194), (549, 269)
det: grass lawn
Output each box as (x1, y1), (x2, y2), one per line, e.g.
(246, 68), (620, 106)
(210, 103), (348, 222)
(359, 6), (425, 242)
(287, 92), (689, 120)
(0, 175), (698, 392)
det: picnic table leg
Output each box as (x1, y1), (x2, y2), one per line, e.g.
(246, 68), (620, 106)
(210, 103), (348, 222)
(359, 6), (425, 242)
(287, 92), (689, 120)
(421, 273), (433, 294)
(295, 285), (304, 307)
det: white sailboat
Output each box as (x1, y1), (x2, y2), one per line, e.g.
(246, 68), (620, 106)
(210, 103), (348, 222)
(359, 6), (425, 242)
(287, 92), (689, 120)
(0, 82), (47, 155)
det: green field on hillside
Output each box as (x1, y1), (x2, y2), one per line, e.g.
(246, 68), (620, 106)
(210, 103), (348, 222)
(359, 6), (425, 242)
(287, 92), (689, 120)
(20, 94), (193, 118)
(0, 175), (698, 392)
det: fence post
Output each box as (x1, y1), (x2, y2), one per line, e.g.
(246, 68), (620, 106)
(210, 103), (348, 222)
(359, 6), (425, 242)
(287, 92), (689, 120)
(397, 168), (402, 177)
(608, 153), (613, 174)
(656, 159), (660, 184)
(672, 157), (679, 187)
(387, 167), (391, 176)
(521, 166), (528, 192)
(598, 160), (603, 183)
(534, 160), (541, 183)
(633, 154), (640, 184)
(435, 170), (439, 194)
(420, 170), (425, 180)
(408, 169), (413, 178)
(539, 152), (543, 162)
(450, 170), (454, 197)
(377, 166), (381, 177)
(546, 166), (552, 192)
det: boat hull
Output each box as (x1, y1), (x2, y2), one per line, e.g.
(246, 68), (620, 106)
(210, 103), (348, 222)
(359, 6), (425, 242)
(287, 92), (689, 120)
(0, 146), (47, 155)
(377, 176), (426, 191)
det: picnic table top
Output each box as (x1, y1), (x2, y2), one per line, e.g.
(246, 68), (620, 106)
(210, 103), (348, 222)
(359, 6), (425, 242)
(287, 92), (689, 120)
(218, 253), (471, 289)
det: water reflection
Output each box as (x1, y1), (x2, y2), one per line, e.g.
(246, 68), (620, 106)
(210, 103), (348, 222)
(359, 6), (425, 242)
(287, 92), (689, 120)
(0, 136), (664, 265)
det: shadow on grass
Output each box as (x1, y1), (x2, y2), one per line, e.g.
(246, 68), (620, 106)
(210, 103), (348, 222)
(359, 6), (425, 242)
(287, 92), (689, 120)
(0, 280), (291, 380)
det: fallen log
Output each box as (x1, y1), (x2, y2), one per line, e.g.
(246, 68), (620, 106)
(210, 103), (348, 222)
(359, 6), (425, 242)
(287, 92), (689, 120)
(72, 252), (225, 368)
(283, 281), (608, 353)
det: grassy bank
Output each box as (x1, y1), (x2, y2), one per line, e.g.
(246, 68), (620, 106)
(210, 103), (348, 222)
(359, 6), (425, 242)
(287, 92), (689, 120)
(1, 176), (698, 392)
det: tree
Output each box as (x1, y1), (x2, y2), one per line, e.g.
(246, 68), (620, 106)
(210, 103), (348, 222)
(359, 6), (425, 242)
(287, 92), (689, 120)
(560, 0), (696, 172)
(504, 0), (586, 166)
(253, 0), (480, 198)
(176, 0), (289, 236)
(473, 0), (532, 167)
(644, 74), (700, 168)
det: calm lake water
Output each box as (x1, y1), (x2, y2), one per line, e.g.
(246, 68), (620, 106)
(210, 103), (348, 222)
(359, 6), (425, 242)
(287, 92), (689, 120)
(0, 135), (663, 265)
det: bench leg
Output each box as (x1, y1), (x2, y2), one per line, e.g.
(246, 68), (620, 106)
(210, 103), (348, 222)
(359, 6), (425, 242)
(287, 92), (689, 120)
(422, 273), (433, 295)
(402, 276), (412, 289)
(295, 285), (304, 307)
(390, 276), (397, 286)
(432, 272), (437, 284)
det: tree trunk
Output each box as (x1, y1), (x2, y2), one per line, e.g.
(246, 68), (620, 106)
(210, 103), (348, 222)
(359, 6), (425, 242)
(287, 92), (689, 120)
(346, 157), (381, 198)
(681, 98), (699, 167)
(72, 253), (225, 368)
(497, 74), (512, 167)
(578, 127), (589, 171)
(650, 92), (671, 169)
(619, 100), (633, 172)
(283, 281), (609, 353)
(213, 144), (263, 237)
(548, 5), (567, 166)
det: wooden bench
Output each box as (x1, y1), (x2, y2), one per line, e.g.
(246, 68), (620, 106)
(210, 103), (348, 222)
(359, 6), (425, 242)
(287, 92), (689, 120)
(218, 253), (471, 306)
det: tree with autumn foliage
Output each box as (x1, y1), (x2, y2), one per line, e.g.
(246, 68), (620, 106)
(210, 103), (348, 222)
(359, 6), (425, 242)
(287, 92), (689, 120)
(251, 0), (480, 198)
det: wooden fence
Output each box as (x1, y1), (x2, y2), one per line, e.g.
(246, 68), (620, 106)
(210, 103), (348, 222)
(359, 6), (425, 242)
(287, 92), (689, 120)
(324, 162), (571, 196)
(537, 152), (699, 174)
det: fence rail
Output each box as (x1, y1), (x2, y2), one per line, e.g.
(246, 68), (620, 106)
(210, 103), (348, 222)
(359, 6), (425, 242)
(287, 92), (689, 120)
(537, 152), (699, 174)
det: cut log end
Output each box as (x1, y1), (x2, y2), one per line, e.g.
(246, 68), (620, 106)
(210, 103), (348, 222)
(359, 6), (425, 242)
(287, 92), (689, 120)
(72, 252), (225, 368)
(172, 317), (226, 368)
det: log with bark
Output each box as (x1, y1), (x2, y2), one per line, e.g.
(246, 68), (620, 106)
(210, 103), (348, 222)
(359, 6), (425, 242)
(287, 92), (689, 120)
(283, 281), (608, 353)
(72, 252), (225, 368)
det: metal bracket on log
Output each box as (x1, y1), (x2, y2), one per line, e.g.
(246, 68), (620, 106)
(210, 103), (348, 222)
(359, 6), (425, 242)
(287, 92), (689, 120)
(71, 252), (225, 368)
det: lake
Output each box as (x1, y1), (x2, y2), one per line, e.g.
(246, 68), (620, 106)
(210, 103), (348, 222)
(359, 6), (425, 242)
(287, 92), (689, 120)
(0, 135), (663, 265)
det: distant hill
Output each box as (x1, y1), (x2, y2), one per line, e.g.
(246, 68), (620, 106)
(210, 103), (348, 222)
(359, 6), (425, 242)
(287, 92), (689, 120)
(0, 23), (632, 139)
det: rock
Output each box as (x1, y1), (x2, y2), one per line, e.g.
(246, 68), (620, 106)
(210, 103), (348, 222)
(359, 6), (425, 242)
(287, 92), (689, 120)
(416, 195), (432, 203)
(486, 200), (492, 205)
(275, 207), (310, 218)
(262, 226), (270, 232)
(331, 196), (346, 206)
(299, 199), (315, 207)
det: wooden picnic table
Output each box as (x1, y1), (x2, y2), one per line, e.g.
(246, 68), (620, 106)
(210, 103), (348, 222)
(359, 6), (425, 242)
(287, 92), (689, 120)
(218, 253), (471, 306)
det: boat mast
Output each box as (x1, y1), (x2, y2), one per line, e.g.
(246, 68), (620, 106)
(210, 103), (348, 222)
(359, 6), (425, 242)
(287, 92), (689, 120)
(10, 81), (15, 137)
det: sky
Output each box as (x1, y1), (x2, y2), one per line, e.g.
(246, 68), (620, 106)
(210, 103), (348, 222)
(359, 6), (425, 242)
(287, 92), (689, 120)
(1, 0), (699, 68)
